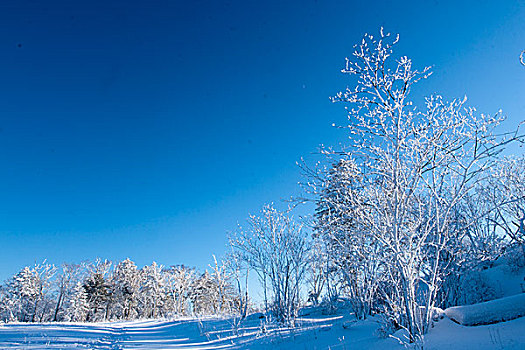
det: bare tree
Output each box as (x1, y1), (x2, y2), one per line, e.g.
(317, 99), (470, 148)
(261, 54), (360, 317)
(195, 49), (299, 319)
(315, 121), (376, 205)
(486, 156), (525, 250)
(225, 251), (250, 319)
(53, 263), (85, 321)
(230, 204), (310, 326)
(163, 265), (195, 317)
(324, 28), (523, 343)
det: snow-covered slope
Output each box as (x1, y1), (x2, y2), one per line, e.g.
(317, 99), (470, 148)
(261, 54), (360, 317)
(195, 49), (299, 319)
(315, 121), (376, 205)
(423, 316), (525, 350)
(480, 260), (525, 298)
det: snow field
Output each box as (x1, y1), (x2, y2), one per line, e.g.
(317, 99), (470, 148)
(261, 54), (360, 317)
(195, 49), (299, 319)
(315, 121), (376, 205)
(2, 310), (525, 349)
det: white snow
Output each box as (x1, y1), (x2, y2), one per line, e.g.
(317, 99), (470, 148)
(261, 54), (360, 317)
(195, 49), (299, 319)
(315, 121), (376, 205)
(0, 310), (405, 349)
(444, 293), (525, 326)
(1, 310), (525, 349)
(480, 260), (525, 298)
(423, 316), (525, 350)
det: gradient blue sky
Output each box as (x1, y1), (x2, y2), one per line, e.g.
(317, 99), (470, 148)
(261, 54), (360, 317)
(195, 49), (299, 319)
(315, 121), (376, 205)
(0, 0), (524, 280)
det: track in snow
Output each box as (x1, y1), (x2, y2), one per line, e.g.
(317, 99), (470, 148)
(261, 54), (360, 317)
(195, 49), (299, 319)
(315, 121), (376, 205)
(0, 319), (241, 349)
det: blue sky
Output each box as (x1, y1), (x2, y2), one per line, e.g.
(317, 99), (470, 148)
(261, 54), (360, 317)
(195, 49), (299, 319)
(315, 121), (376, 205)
(0, 0), (523, 280)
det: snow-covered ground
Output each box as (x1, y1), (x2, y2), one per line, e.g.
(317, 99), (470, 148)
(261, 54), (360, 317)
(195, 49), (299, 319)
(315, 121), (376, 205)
(481, 259), (525, 298)
(0, 313), (392, 349)
(1, 310), (525, 349)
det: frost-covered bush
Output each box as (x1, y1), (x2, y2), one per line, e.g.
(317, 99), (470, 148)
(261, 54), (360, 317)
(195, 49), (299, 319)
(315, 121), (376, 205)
(503, 245), (525, 273)
(458, 270), (498, 306)
(376, 314), (400, 339)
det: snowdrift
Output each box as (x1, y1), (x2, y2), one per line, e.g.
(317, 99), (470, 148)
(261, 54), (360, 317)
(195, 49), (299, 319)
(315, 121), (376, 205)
(445, 293), (525, 326)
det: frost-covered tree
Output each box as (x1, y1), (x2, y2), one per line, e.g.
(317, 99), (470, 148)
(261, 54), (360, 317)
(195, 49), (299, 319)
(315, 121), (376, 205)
(0, 283), (17, 322)
(163, 265), (195, 316)
(317, 28), (523, 342)
(208, 255), (238, 315)
(189, 264), (237, 316)
(190, 270), (218, 315)
(2, 263), (56, 322)
(225, 251), (250, 319)
(230, 204), (310, 325)
(83, 273), (111, 322)
(138, 262), (166, 318)
(52, 263), (85, 322)
(11, 266), (39, 322)
(487, 156), (525, 247)
(111, 258), (140, 320)
(82, 260), (112, 322)
(68, 281), (89, 322)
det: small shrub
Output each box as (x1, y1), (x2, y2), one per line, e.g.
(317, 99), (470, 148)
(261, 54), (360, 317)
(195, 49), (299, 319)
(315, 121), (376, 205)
(459, 270), (498, 305)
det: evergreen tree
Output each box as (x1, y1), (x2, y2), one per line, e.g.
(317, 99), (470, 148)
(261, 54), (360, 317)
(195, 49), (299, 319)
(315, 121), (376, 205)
(68, 281), (89, 322)
(111, 258), (140, 320)
(83, 273), (111, 322)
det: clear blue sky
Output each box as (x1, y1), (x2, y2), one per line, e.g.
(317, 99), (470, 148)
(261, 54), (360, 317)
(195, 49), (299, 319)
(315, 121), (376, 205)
(0, 0), (523, 280)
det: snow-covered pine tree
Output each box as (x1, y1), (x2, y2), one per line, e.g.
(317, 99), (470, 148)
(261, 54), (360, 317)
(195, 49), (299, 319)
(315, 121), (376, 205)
(313, 159), (384, 318)
(111, 258), (140, 320)
(83, 272), (111, 322)
(68, 281), (89, 322)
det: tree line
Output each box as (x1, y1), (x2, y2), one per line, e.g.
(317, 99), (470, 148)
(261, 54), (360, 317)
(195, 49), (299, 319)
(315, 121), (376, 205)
(0, 257), (248, 323)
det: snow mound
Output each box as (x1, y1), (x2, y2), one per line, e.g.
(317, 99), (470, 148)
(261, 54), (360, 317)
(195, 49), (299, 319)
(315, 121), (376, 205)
(445, 293), (525, 326)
